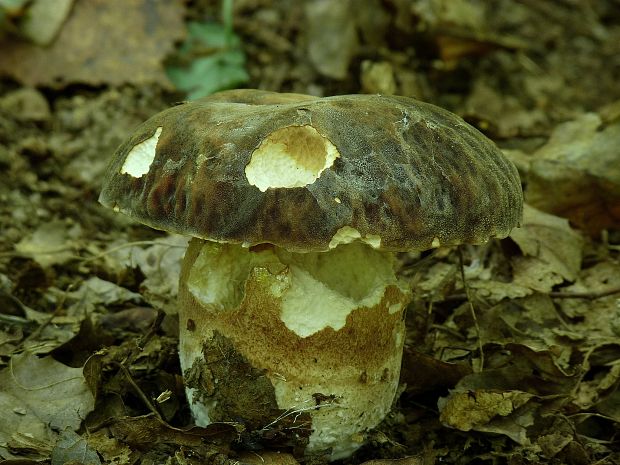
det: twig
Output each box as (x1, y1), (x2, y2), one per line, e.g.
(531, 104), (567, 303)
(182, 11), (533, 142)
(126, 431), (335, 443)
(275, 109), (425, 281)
(136, 309), (165, 350)
(20, 283), (76, 348)
(442, 285), (620, 302)
(548, 286), (620, 299)
(458, 247), (484, 372)
(117, 361), (165, 422)
(79, 240), (186, 264)
(429, 324), (467, 341)
(0, 313), (31, 326)
(10, 355), (83, 390)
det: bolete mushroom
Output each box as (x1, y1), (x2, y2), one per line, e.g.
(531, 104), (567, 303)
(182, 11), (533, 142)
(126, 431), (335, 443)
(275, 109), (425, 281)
(99, 89), (523, 459)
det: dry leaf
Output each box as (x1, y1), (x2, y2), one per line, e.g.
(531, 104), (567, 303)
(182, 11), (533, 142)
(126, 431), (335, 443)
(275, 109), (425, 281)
(86, 429), (132, 465)
(360, 61), (397, 95)
(95, 235), (186, 313)
(510, 204), (583, 285)
(596, 387), (620, 422)
(51, 428), (101, 465)
(18, 0), (73, 46)
(438, 389), (536, 444)
(469, 278), (532, 302)
(0, 0), (185, 87)
(527, 113), (620, 234)
(15, 220), (81, 268)
(130, 235), (187, 312)
(361, 457), (425, 465)
(438, 343), (578, 445)
(556, 260), (620, 338)
(0, 400), (54, 460)
(109, 414), (238, 448)
(0, 353), (94, 459)
(464, 81), (548, 138)
(401, 349), (471, 395)
(305, 0), (358, 79)
(0, 88), (51, 122)
(67, 277), (142, 312)
(479, 293), (570, 353)
(237, 451), (300, 465)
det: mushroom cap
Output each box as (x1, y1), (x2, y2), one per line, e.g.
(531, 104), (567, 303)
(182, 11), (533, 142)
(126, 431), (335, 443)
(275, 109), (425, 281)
(99, 89), (523, 252)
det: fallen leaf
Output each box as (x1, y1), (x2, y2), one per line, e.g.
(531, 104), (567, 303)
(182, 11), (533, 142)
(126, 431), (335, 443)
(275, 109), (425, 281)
(2, 352), (94, 429)
(360, 61), (397, 95)
(305, 0), (358, 79)
(438, 389), (536, 444)
(437, 343), (579, 444)
(0, 353), (94, 459)
(527, 113), (620, 234)
(510, 204), (583, 286)
(360, 457), (425, 465)
(411, 0), (486, 31)
(0, 88), (51, 122)
(412, 261), (457, 299)
(469, 278), (532, 302)
(131, 235), (187, 312)
(17, 0), (73, 46)
(12, 301), (86, 356)
(237, 451), (300, 465)
(109, 414), (238, 448)
(51, 428), (101, 465)
(95, 236), (186, 313)
(574, 344), (620, 412)
(86, 429), (132, 465)
(67, 277), (142, 312)
(15, 220), (81, 268)
(596, 388), (620, 422)
(478, 293), (571, 354)
(464, 81), (549, 138)
(401, 348), (472, 395)
(0, 0), (185, 87)
(0, 402), (53, 461)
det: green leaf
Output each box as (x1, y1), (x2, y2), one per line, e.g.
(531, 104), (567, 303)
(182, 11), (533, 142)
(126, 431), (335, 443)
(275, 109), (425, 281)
(166, 20), (249, 99)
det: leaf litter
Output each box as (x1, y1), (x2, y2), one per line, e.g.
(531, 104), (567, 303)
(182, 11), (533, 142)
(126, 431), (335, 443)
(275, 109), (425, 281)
(1, 1), (620, 465)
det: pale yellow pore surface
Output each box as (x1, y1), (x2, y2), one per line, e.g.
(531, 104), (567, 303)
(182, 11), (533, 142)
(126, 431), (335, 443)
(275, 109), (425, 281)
(245, 125), (340, 191)
(121, 126), (162, 178)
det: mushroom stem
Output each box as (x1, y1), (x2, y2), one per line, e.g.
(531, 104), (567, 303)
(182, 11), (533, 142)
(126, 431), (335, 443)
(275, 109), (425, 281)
(178, 238), (411, 459)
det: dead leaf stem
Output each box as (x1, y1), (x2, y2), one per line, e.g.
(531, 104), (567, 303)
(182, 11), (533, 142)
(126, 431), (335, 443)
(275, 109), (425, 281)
(117, 361), (165, 422)
(548, 286), (620, 299)
(458, 247), (484, 372)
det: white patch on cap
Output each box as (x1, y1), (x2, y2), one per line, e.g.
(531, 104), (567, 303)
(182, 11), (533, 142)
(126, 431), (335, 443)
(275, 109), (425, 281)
(121, 126), (162, 178)
(329, 226), (381, 249)
(245, 125), (339, 191)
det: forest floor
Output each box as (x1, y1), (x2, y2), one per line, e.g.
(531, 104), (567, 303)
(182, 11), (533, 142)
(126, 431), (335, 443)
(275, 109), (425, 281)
(1, 1), (620, 465)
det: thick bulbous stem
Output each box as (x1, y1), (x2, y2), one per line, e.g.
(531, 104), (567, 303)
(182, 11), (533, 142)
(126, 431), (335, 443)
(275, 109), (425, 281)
(178, 238), (410, 459)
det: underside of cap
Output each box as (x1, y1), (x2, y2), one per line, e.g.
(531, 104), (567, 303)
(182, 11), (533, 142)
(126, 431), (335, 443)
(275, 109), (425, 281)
(99, 89), (523, 252)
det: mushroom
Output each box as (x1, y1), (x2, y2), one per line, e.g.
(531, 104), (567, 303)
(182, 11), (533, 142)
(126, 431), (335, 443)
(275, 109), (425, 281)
(99, 89), (523, 459)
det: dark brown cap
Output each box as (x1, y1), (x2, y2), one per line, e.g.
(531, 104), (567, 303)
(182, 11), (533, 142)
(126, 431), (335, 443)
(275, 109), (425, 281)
(99, 89), (523, 252)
